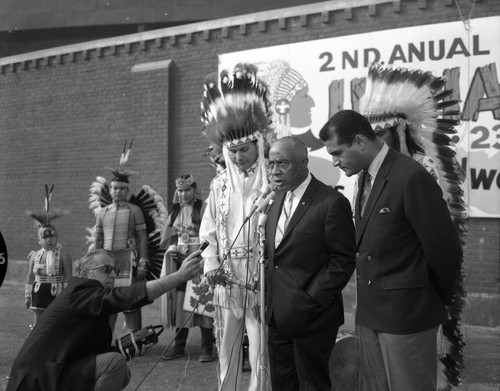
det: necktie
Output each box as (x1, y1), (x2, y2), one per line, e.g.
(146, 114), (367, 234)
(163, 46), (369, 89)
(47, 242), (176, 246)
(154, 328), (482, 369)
(360, 172), (372, 218)
(275, 191), (294, 245)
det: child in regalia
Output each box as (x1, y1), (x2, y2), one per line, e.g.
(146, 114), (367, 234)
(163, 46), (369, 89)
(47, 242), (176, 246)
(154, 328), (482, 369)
(25, 185), (72, 327)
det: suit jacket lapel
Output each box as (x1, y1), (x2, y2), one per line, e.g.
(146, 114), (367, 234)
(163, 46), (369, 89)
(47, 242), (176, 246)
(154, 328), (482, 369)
(281, 176), (318, 242)
(356, 149), (396, 245)
(267, 191), (285, 256)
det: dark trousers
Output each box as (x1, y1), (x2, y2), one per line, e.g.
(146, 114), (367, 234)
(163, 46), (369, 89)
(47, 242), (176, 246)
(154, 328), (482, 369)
(268, 317), (338, 391)
(358, 325), (438, 391)
(174, 326), (215, 348)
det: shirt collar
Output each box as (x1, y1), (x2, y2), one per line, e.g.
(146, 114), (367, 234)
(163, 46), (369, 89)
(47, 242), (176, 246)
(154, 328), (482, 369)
(289, 172), (312, 201)
(367, 143), (389, 182)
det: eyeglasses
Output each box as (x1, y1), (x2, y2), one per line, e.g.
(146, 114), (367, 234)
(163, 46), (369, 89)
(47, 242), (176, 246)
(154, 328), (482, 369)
(85, 264), (120, 275)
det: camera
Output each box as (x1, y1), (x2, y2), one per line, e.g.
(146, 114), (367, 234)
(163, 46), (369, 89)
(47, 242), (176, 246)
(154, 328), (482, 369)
(116, 324), (164, 360)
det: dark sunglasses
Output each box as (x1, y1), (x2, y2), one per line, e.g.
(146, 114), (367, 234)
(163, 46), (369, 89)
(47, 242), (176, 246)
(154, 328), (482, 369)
(85, 264), (120, 275)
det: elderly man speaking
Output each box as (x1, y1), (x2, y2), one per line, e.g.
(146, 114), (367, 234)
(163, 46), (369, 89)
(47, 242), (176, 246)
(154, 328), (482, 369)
(7, 248), (203, 391)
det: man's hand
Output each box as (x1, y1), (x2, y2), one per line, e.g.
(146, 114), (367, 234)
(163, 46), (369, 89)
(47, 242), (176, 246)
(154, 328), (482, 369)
(177, 251), (203, 282)
(25, 297), (31, 309)
(146, 252), (203, 301)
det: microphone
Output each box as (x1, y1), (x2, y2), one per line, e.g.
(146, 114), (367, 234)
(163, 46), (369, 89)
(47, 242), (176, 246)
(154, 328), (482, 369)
(245, 185), (272, 221)
(198, 239), (209, 252)
(262, 197), (275, 215)
(257, 196), (276, 227)
(254, 191), (276, 215)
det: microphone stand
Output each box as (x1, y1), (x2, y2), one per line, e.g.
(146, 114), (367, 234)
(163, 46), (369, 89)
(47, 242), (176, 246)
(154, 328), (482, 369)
(257, 206), (271, 391)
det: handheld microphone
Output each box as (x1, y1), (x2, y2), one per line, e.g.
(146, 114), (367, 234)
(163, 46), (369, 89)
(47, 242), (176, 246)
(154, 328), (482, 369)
(198, 240), (209, 252)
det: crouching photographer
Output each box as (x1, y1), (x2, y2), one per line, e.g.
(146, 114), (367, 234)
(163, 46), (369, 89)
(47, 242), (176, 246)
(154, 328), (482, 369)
(7, 248), (203, 391)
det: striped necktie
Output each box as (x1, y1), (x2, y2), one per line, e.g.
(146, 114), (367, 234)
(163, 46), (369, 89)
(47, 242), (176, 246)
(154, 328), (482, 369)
(275, 191), (294, 246)
(360, 172), (372, 218)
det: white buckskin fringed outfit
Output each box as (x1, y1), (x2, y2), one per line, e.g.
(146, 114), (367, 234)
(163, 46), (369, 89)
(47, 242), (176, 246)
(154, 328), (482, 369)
(200, 63), (273, 391)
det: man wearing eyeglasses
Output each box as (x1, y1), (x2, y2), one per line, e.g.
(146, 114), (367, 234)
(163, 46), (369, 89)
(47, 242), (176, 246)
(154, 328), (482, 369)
(6, 249), (203, 391)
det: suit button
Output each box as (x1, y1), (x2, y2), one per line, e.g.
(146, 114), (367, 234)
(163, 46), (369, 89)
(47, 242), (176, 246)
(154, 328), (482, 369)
(274, 266), (279, 269)
(367, 256), (372, 261)
(368, 280), (372, 286)
(355, 252), (360, 258)
(356, 274), (360, 280)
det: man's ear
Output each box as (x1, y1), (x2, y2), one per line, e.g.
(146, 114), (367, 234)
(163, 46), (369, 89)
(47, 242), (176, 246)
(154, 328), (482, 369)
(301, 157), (309, 170)
(353, 134), (366, 148)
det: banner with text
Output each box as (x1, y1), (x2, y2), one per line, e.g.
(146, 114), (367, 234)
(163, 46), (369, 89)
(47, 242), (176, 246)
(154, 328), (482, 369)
(220, 16), (500, 217)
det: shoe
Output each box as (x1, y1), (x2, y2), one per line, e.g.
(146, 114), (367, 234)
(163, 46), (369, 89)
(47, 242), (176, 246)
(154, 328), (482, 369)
(162, 346), (186, 360)
(198, 347), (214, 363)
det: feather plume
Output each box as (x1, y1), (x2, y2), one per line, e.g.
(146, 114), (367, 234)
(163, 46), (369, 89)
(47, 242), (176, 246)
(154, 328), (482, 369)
(129, 185), (168, 280)
(88, 177), (112, 216)
(108, 140), (135, 183)
(27, 184), (66, 228)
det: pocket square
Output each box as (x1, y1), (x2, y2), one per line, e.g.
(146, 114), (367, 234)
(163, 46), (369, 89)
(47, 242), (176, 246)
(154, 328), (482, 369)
(379, 207), (391, 214)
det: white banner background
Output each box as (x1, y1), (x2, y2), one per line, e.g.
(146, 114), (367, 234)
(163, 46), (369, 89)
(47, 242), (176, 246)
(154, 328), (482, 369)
(220, 16), (500, 217)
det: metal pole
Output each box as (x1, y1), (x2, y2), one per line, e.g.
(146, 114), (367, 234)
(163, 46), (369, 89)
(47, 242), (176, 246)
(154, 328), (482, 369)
(257, 212), (268, 391)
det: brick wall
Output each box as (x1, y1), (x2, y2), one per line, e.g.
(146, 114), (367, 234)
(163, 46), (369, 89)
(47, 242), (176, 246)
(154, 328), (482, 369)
(0, 0), (499, 324)
(464, 218), (500, 293)
(463, 218), (500, 326)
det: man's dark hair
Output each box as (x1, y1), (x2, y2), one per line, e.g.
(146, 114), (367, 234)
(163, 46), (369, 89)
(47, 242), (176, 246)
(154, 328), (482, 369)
(319, 110), (376, 146)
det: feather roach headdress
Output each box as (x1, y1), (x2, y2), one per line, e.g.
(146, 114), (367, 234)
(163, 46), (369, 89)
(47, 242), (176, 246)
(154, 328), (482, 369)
(109, 140), (134, 185)
(201, 63), (273, 148)
(27, 185), (65, 236)
(360, 63), (467, 390)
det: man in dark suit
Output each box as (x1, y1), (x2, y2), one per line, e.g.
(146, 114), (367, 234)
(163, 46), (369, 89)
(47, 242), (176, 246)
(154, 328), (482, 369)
(265, 136), (356, 391)
(7, 249), (203, 391)
(319, 110), (462, 391)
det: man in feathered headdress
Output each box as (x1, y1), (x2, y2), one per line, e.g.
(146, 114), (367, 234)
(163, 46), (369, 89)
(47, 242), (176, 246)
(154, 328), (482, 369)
(330, 63), (465, 391)
(25, 185), (72, 327)
(92, 142), (150, 332)
(199, 63), (273, 391)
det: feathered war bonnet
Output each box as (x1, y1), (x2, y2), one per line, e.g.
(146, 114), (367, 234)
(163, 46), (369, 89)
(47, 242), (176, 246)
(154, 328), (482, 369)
(27, 184), (65, 238)
(201, 63), (274, 193)
(361, 63), (466, 389)
(201, 63), (273, 149)
(359, 63), (463, 198)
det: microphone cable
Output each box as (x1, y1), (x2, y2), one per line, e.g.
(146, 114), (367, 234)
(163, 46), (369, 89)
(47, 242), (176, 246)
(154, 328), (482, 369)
(218, 219), (253, 390)
(133, 216), (251, 391)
